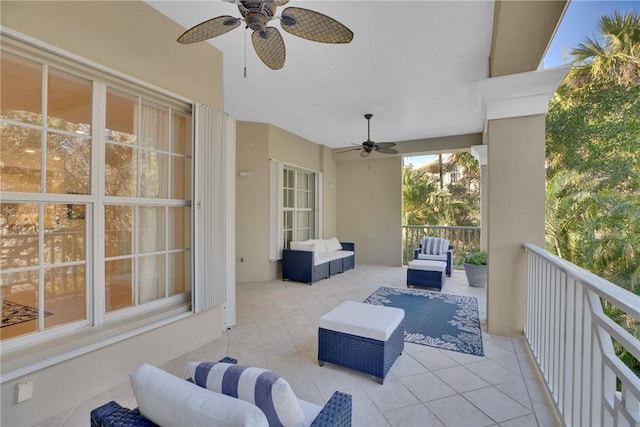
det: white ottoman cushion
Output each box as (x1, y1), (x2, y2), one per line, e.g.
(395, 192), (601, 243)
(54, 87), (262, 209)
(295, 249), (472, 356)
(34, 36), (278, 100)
(408, 260), (446, 272)
(319, 301), (404, 341)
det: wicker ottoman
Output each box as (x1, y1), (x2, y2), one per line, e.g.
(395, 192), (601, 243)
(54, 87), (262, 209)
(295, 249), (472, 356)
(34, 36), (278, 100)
(318, 301), (405, 384)
(407, 260), (447, 290)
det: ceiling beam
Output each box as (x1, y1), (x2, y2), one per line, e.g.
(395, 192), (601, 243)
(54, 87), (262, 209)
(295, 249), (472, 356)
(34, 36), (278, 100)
(490, 0), (569, 77)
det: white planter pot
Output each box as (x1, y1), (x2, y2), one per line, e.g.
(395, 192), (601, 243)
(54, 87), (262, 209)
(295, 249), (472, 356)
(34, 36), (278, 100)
(463, 263), (487, 287)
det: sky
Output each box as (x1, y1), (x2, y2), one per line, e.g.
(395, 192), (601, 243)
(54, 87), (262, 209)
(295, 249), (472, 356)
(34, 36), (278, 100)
(405, 0), (640, 169)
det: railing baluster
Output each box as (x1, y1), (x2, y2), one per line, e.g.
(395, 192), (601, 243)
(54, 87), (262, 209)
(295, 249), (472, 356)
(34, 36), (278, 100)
(523, 244), (640, 427)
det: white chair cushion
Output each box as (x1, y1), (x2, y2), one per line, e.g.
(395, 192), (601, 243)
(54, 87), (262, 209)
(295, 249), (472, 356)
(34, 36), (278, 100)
(319, 301), (404, 341)
(297, 398), (322, 426)
(409, 260), (447, 272)
(324, 237), (343, 252)
(187, 362), (305, 427)
(421, 237), (450, 255)
(130, 363), (268, 427)
(417, 253), (448, 262)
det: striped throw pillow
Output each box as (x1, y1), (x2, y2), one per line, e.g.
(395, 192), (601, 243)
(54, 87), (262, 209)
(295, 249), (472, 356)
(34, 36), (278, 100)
(422, 237), (449, 255)
(187, 362), (305, 427)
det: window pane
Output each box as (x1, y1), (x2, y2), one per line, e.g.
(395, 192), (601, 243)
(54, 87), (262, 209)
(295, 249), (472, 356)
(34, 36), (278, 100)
(298, 190), (308, 208)
(47, 68), (91, 134)
(0, 270), (39, 340)
(297, 211), (309, 228)
(106, 89), (137, 145)
(1, 54), (42, 125)
(141, 104), (169, 151)
(105, 205), (133, 257)
(105, 143), (136, 197)
(139, 206), (166, 253)
(46, 133), (91, 194)
(105, 259), (133, 312)
(139, 254), (166, 304)
(44, 265), (86, 328)
(171, 156), (190, 200)
(284, 230), (293, 248)
(1, 202), (40, 268)
(284, 189), (294, 208)
(284, 211), (293, 229)
(168, 207), (190, 250)
(140, 151), (168, 198)
(44, 203), (86, 264)
(168, 251), (189, 296)
(172, 113), (191, 156)
(0, 125), (42, 192)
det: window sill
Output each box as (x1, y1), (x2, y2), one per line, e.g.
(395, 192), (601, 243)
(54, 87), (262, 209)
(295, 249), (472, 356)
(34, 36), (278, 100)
(0, 301), (192, 383)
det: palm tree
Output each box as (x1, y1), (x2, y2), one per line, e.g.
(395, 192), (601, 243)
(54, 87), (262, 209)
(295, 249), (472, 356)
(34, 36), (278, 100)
(566, 11), (640, 88)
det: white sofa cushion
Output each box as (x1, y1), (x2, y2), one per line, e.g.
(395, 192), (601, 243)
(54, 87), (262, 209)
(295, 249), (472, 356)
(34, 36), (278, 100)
(187, 362), (305, 427)
(324, 237), (343, 252)
(130, 363), (268, 427)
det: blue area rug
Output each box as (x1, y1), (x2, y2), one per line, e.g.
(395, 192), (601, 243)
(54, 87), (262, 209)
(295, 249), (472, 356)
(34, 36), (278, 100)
(364, 286), (484, 356)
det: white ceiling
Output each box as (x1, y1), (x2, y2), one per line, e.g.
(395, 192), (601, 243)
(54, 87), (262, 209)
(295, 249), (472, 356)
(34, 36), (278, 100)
(147, 1), (495, 149)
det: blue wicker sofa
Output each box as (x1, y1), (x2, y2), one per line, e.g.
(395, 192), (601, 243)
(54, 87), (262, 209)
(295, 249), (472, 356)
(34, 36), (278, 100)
(90, 357), (352, 427)
(283, 237), (355, 284)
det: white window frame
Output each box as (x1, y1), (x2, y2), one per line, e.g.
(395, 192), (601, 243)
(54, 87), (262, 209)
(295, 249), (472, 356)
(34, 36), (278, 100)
(269, 160), (322, 261)
(0, 31), (194, 352)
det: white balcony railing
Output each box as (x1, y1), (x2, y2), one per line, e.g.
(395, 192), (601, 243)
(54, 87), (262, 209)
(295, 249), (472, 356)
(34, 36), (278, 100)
(523, 243), (640, 427)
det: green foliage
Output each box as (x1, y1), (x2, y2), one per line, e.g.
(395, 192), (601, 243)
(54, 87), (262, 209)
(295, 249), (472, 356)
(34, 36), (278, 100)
(546, 10), (640, 380)
(462, 249), (487, 266)
(403, 152), (480, 227)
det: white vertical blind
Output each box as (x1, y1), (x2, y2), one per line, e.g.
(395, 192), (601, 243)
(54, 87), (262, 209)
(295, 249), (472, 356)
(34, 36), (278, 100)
(193, 103), (231, 313)
(223, 118), (236, 329)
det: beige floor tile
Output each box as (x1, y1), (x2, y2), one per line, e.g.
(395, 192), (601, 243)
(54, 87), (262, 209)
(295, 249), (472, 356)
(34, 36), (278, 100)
(363, 377), (421, 413)
(413, 349), (459, 371)
(389, 353), (430, 377)
(463, 386), (531, 422)
(353, 411), (391, 427)
(400, 371), (457, 402)
(383, 403), (445, 427)
(36, 266), (564, 427)
(465, 359), (522, 385)
(432, 365), (490, 393)
(425, 395), (494, 427)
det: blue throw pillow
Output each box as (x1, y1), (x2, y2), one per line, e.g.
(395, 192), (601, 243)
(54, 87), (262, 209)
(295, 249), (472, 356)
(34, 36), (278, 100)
(187, 362), (305, 427)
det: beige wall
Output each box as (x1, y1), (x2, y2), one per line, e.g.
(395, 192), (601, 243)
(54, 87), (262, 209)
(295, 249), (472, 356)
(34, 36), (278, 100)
(1, 1), (226, 425)
(321, 146), (337, 237)
(1, 1), (224, 110)
(336, 157), (403, 266)
(235, 121), (336, 283)
(236, 122), (272, 282)
(486, 115), (546, 336)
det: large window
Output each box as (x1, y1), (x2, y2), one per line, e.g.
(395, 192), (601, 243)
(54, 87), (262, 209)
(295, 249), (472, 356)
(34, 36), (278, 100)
(0, 49), (192, 343)
(282, 166), (318, 249)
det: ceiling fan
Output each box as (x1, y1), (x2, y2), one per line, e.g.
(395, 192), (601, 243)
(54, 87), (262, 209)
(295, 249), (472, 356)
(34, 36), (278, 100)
(177, 0), (353, 70)
(340, 114), (399, 158)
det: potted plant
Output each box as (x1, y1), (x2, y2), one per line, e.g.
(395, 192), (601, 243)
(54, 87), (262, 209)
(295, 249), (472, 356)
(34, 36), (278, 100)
(462, 249), (487, 287)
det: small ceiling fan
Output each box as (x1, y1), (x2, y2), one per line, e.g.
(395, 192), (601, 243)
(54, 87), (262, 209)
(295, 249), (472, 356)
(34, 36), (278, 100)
(339, 114), (399, 158)
(177, 0), (353, 70)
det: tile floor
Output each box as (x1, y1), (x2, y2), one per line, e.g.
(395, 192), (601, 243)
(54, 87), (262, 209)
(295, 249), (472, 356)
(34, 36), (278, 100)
(38, 264), (561, 427)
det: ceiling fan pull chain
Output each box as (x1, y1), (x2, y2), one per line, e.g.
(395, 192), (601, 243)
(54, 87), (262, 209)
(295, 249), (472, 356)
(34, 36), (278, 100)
(244, 29), (248, 78)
